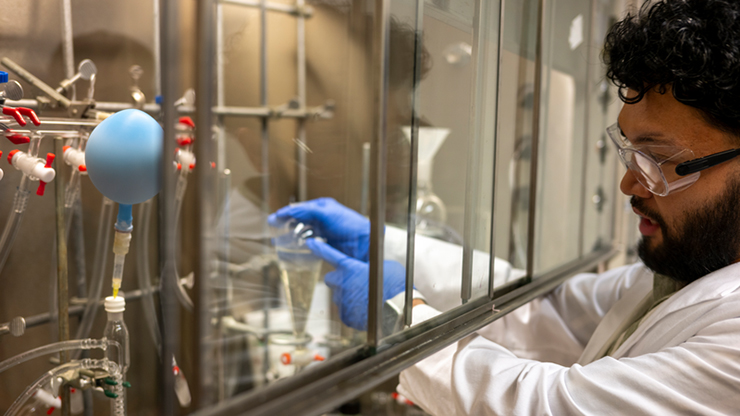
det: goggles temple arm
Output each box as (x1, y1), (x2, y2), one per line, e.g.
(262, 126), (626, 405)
(675, 148), (740, 176)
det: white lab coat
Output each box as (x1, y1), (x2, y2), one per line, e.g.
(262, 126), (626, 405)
(397, 261), (740, 415)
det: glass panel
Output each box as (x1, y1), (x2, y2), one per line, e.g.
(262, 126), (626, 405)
(531, 0), (591, 274)
(492, 0), (540, 277)
(209, 0), (374, 396)
(583, 3), (621, 255)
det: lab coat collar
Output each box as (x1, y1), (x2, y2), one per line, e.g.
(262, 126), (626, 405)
(612, 261), (740, 357)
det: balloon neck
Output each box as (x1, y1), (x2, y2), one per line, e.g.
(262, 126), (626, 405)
(115, 204), (133, 232)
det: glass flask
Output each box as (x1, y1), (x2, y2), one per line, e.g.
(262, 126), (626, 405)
(271, 218), (325, 344)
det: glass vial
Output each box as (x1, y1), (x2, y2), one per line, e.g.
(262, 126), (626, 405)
(104, 296), (130, 415)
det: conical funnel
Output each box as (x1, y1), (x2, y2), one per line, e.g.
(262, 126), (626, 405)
(272, 219), (324, 343)
(401, 127), (450, 185)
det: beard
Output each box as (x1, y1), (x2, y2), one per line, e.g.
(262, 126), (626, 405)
(633, 178), (740, 285)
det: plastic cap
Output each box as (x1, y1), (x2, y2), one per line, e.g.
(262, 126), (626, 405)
(0, 71), (7, 84)
(104, 296), (126, 313)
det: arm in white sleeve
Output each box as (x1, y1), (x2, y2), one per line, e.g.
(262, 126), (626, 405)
(384, 226), (525, 312)
(399, 316), (740, 416)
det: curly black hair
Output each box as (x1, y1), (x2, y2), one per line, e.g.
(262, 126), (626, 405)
(604, 0), (740, 137)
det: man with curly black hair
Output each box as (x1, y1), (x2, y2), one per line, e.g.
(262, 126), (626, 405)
(395, 1), (740, 414)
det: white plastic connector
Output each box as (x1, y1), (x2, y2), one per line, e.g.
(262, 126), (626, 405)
(9, 151), (55, 183)
(34, 387), (62, 409)
(63, 146), (87, 174)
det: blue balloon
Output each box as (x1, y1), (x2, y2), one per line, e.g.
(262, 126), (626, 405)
(86, 109), (163, 205)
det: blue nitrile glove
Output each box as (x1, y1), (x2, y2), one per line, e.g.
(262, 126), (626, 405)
(306, 238), (405, 331)
(268, 198), (370, 262)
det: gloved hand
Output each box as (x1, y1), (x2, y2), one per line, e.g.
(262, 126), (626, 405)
(306, 238), (405, 331)
(268, 198), (370, 261)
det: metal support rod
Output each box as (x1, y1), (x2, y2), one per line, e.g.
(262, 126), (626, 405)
(60, 0), (75, 100)
(220, 0), (313, 16)
(368, 0), (391, 347)
(578, 0), (597, 257)
(525, 0), (547, 278)
(153, 0), (162, 97)
(0, 286), (163, 333)
(195, 0), (217, 407)
(1, 58), (72, 108)
(4, 98), (333, 120)
(259, 0), (272, 382)
(489, 0), (506, 299)
(54, 138), (71, 416)
(460, 0), (486, 304)
(403, 0), (424, 327)
(296, 0), (308, 201)
(159, 0), (180, 412)
(360, 143), (371, 216)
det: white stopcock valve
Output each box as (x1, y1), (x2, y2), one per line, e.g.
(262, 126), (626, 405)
(63, 145), (87, 174)
(175, 148), (196, 173)
(280, 350), (325, 367)
(7, 150), (56, 195)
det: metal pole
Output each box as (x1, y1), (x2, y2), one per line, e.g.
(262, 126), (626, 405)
(525, 0), (547, 279)
(368, 0), (391, 347)
(489, 0), (506, 299)
(153, 0), (162, 97)
(259, 0), (272, 382)
(403, 0), (424, 327)
(159, 0), (180, 413)
(578, 0), (597, 257)
(60, 0), (75, 100)
(195, 0), (217, 407)
(296, 0), (308, 201)
(55, 138), (71, 416)
(460, 0), (486, 304)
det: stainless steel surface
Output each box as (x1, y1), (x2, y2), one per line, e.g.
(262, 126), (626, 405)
(54, 138), (71, 416)
(403, 0), (425, 328)
(525, 0), (546, 279)
(220, 0), (313, 16)
(368, 0), (391, 348)
(159, 0), (180, 413)
(489, 0), (506, 299)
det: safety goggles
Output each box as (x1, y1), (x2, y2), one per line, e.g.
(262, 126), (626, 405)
(607, 122), (740, 196)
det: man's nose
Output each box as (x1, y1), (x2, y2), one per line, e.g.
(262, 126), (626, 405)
(619, 169), (653, 199)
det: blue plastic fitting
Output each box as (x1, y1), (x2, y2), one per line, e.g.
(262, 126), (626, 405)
(115, 204), (133, 232)
(0, 71), (8, 84)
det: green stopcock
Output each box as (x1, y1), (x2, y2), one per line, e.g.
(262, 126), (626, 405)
(104, 390), (119, 399)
